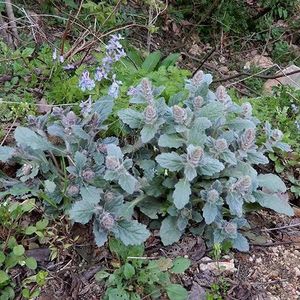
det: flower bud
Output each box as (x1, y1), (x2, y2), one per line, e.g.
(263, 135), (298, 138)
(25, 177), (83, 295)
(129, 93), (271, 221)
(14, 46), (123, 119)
(66, 185), (80, 196)
(241, 102), (252, 118)
(105, 156), (120, 170)
(215, 138), (228, 152)
(192, 70), (204, 85)
(233, 175), (252, 194)
(223, 221), (237, 235)
(187, 146), (203, 167)
(144, 105), (158, 125)
(82, 169), (95, 181)
(22, 164), (32, 176)
(207, 189), (219, 203)
(104, 191), (114, 202)
(97, 143), (107, 153)
(52, 107), (64, 117)
(173, 105), (187, 124)
(100, 212), (115, 230)
(62, 111), (77, 127)
(193, 96), (203, 111)
(240, 128), (255, 151)
(216, 85), (231, 105)
(272, 129), (283, 141)
(141, 79), (153, 104)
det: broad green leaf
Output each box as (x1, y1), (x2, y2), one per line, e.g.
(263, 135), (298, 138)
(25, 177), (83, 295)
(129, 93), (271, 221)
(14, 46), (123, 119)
(227, 118), (255, 130)
(232, 233), (249, 252)
(0, 251), (5, 264)
(107, 288), (130, 300)
(123, 263), (135, 279)
(93, 221), (108, 246)
(257, 174), (286, 193)
(173, 179), (191, 209)
(118, 173), (138, 194)
(226, 192), (243, 217)
(112, 220), (150, 246)
(44, 180), (56, 193)
(93, 96), (114, 122)
(14, 127), (52, 151)
(13, 245), (25, 256)
(160, 216), (183, 246)
(74, 151), (87, 170)
(166, 284), (188, 300)
(156, 152), (184, 171)
(184, 164), (197, 181)
(142, 51), (161, 72)
(36, 219), (49, 231)
(247, 151), (269, 165)
(108, 238), (144, 261)
(95, 270), (110, 281)
(0, 270), (10, 285)
(0, 146), (14, 162)
(254, 191), (294, 216)
(202, 203), (218, 224)
(199, 157), (224, 176)
(220, 151), (237, 165)
(171, 257), (191, 273)
(158, 134), (184, 148)
(25, 257), (37, 270)
(141, 125), (157, 143)
(118, 109), (143, 129)
(198, 102), (224, 122)
(80, 186), (101, 204)
(69, 200), (95, 224)
(160, 53), (181, 68)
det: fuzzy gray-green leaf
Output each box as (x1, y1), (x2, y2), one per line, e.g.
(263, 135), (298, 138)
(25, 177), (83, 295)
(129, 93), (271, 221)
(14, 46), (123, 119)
(173, 179), (191, 209)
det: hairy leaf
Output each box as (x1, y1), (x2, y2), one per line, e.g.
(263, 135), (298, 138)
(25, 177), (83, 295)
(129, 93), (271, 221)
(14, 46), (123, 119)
(160, 216), (183, 245)
(257, 174), (286, 193)
(173, 179), (191, 209)
(69, 200), (95, 224)
(118, 109), (143, 129)
(156, 152), (184, 171)
(0, 146), (14, 162)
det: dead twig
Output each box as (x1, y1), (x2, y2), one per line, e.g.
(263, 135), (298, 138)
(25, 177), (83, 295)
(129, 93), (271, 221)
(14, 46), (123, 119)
(261, 222), (300, 232)
(5, 0), (19, 47)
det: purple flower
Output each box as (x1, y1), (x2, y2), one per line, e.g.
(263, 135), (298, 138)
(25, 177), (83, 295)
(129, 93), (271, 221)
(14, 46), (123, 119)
(63, 64), (75, 70)
(79, 96), (92, 117)
(95, 66), (109, 82)
(108, 75), (122, 99)
(59, 55), (64, 63)
(79, 71), (95, 92)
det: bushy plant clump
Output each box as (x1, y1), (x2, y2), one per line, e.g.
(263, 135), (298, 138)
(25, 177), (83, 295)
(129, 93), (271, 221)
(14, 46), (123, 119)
(0, 70), (293, 251)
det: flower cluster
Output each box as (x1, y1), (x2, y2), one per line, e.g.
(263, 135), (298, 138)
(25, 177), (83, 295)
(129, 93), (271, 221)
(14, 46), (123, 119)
(79, 34), (126, 98)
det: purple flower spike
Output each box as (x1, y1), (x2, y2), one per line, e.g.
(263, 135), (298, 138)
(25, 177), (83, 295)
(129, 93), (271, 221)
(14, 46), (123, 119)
(79, 71), (96, 92)
(108, 75), (122, 99)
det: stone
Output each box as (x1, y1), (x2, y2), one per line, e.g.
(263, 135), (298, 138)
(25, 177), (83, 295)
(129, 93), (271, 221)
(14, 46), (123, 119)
(263, 65), (300, 93)
(199, 258), (236, 274)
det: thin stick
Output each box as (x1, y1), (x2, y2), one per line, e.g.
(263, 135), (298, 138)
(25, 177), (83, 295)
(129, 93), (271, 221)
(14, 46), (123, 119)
(262, 222), (300, 232)
(5, 0), (19, 47)
(0, 116), (17, 146)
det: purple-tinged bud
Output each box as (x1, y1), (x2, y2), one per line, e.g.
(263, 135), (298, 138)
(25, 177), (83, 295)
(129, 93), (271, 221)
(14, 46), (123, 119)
(233, 176), (252, 194)
(141, 79), (154, 104)
(241, 102), (252, 118)
(187, 146), (204, 167)
(144, 105), (158, 125)
(52, 107), (64, 117)
(215, 138), (228, 152)
(216, 85), (231, 105)
(105, 156), (120, 170)
(223, 221), (237, 235)
(207, 189), (219, 203)
(192, 70), (204, 85)
(22, 164), (32, 176)
(272, 129), (283, 141)
(82, 169), (95, 182)
(193, 96), (203, 111)
(62, 111), (77, 127)
(173, 105), (187, 124)
(99, 212), (115, 230)
(240, 128), (255, 151)
(66, 185), (80, 196)
(97, 143), (107, 153)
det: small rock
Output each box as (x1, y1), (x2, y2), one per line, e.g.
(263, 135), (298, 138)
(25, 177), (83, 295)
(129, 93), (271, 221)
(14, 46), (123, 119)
(294, 267), (300, 276)
(256, 257), (262, 264)
(199, 259), (236, 274)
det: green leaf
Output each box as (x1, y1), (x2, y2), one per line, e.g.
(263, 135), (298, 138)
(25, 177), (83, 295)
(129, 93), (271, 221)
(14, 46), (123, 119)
(171, 257), (191, 273)
(112, 220), (150, 246)
(80, 186), (101, 204)
(69, 200), (95, 224)
(0, 271), (10, 286)
(118, 173), (138, 194)
(247, 151), (268, 165)
(95, 270), (110, 281)
(142, 51), (162, 72)
(13, 245), (25, 256)
(173, 179), (191, 209)
(93, 221), (108, 246)
(14, 127), (53, 151)
(44, 180), (56, 193)
(93, 96), (114, 122)
(232, 233), (249, 252)
(118, 109), (143, 129)
(257, 174), (286, 193)
(25, 226), (36, 235)
(36, 219), (49, 231)
(156, 152), (184, 171)
(226, 192), (243, 217)
(199, 157), (224, 176)
(123, 263), (135, 279)
(158, 134), (184, 148)
(107, 288), (130, 300)
(160, 216), (183, 246)
(25, 257), (37, 270)
(74, 151), (87, 170)
(0, 251), (5, 264)
(160, 53), (181, 68)
(108, 238), (144, 261)
(166, 284), (188, 300)
(198, 102), (225, 122)
(202, 203), (218, 225)
(0, 146), (14, 162)
(141, 125), (157, 143)
(255, 191), (294, 216)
